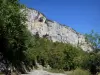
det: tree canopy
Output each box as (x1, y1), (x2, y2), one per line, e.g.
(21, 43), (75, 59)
(85, 30), (100, 51)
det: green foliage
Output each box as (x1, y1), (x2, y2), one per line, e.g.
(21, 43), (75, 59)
(82, 52), (100, 74)
(63, 45), (83, 70)
(0, 0), (28, 70)
(25, 32), (100, 74)
(84, 30), (100, 74)
(68, 68), (91, 75)
(26, 34), (84, 70)
(1, 0), (100, 75)
(85, 30), (100, 51)
(47, 42), (65, 69)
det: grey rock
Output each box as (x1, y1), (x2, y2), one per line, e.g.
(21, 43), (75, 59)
(25, 8), (93, 51)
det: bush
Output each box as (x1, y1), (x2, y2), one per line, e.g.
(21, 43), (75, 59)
(82, 52), (100, 74)
(25, 35), (85, 70)
(68, 68), (91, 75)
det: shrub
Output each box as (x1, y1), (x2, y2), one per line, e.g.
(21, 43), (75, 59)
(82, 52), (100, 74)
(68, 68), (91, 75)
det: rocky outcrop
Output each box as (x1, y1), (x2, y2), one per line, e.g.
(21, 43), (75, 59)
(25, 8), (93, 51)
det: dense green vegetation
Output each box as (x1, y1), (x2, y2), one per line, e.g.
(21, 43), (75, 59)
(67, 68), (91, 75)
(84, 31), (100, 74)
(0, 0), (29, 73)
(0, 0), (100, 75)
(25, 33), (84, 70)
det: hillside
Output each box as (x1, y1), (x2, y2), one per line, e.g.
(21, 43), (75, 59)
(1, 0), (100, 75)
(25, 8), (93, 51)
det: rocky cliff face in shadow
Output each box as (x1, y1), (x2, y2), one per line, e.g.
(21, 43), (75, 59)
(25, 8), (93, 51)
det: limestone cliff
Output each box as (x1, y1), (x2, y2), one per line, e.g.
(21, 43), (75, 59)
(25, 8), (93, 51)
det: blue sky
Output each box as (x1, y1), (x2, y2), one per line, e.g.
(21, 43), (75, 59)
(20, 0), (100, 34)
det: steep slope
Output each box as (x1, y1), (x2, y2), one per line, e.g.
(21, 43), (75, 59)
(25, 8), (93, 51)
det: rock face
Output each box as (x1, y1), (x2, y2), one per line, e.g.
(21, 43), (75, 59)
(25, 8), (93, 51)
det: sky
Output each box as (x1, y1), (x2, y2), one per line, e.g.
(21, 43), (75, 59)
(20, 0), (100, 34)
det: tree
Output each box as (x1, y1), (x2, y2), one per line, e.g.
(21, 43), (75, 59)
(85, 30), (100, 52)
(85, 30), (100, 74)
(0, 0), (28, 72)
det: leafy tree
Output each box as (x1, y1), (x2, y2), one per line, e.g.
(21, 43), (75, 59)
(47, 42), (65, 69)
(0, 0), (28, 71)
(85, 31), (100, 74)
(85, 30), (100, 52)
(63, 45), (82, 70)
(82, 52), (100, 74)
